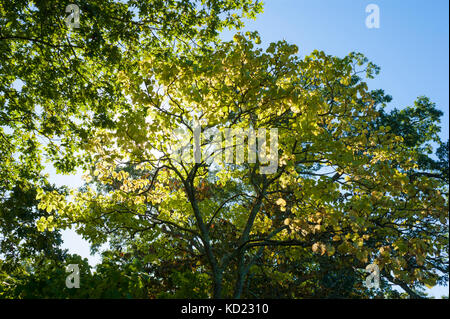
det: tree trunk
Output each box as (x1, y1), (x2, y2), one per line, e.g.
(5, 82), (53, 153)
(213, 270), (223, 298)
(233, 251), (248, 299)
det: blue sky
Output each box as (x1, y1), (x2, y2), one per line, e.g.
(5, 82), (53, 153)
(55, 0), (449, 298)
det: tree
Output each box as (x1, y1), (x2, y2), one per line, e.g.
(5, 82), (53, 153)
(37, 33), (448, 298)
(0, 0), (262, 193)
(1, 0), (263, 298)
(0, 182), (95, 299)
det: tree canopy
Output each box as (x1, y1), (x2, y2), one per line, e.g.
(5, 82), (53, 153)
(1, 1), (448, 299)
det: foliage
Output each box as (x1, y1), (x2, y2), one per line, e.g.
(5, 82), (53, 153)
(1, 1), (447, 299)
(36, 33), (448, 298)
(0, 0), (263, 298)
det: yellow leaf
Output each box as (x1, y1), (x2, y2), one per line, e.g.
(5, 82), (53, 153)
(276, 198), (287, 207)
(312, 243), (320, 253)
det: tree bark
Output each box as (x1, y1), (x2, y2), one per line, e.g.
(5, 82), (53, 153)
(213, 270), (224, 299)
(233, 251), (247, 299)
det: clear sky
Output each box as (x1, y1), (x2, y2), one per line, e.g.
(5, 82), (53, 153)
(55, 0), (449, 298)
